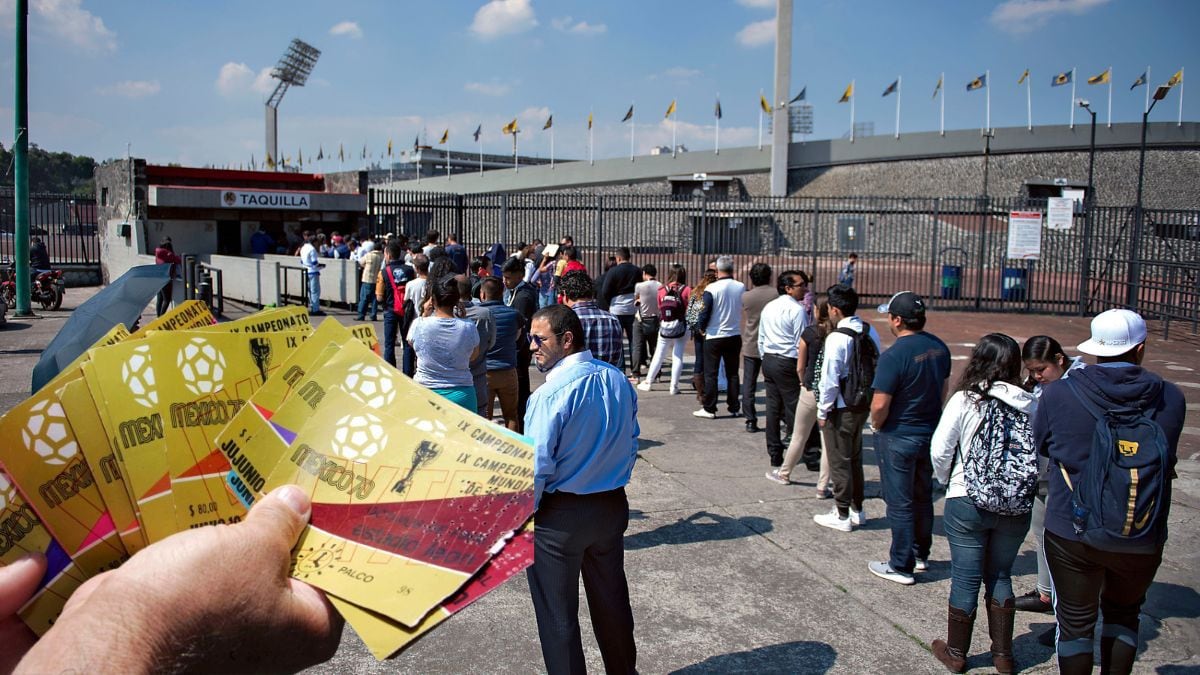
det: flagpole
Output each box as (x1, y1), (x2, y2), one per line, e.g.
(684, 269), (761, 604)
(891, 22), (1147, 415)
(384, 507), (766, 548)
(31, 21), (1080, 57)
(1179, 67), (1185, 127)
(514, 130), (519, 172)
(630, 102), (636, 162)
(479, 135), (483, 176)
(1070, 67), (1076, 129)
(672, 100), (677, 158)
(550, 118), (555, 170)
(715, 93), (720, 155)
(895, 75), (901, 139)
(1026, 75), (1032, 131)
(987, 70), (992, 133)
(1107, 66), (1113, 128)
(850, 79), (856, 143)
(940, 72), (945, 136)
(1145, 66), (1151, 113)
(758, 89), (764, 150)
(589, 107), (594, 166)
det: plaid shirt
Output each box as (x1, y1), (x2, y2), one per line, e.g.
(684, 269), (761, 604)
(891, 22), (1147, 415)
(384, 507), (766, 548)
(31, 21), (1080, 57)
(572, 301), (624, 368)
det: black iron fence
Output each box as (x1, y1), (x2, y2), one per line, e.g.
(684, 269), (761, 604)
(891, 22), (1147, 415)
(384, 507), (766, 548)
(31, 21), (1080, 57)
(369, 189), (1198, 336)
(0, 188), (99, 265)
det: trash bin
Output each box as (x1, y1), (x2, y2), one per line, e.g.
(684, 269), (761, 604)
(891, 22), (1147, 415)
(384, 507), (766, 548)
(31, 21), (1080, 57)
(1001, 267), (1027, 302)
(941, 265), (962, 300)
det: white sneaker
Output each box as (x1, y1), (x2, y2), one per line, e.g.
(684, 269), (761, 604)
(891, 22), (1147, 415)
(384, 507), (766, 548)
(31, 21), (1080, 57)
(914, 558), (929, 572)
(869, 561), (915, 585)
(850, 507), (866, 526)
(669, 386), (680, 395)
(813, 509), (853, 532)
(692, 409), (716, 419)
(636, 382), (652, 392)
(765, 469), (792, 485)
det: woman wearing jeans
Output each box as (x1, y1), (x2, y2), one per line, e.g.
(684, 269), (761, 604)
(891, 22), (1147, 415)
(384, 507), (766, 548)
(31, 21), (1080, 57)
(929, 334), (1038, 674)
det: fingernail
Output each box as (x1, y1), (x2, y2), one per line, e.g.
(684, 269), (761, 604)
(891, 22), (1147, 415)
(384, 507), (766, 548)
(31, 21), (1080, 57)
(10, 551), (45, 569)
(273, 485), (311, 516)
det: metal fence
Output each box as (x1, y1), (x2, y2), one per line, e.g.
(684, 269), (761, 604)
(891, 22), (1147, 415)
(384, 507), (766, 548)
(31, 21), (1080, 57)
(368, 189), (1199, 335)
(0, 189), (99, 264)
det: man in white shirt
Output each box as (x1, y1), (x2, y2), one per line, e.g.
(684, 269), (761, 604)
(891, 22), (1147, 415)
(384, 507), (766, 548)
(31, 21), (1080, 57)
(813, 284), (882, 532)
(693, 256), (747, 419)
(297, 231), (323, 316)
(757, 270), (811, 468)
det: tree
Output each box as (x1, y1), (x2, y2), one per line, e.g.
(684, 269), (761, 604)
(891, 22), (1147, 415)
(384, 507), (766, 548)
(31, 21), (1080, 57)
(0, 143), (97, 196)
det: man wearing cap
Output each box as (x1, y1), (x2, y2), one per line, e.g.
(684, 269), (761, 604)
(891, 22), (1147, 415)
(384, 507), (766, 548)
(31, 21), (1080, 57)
(1034, 309), (1184, 674)
(867, 291), (951, 585)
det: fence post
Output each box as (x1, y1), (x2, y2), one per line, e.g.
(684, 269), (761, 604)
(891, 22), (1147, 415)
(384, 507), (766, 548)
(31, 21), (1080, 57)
(1078, 201), (1094, 315)
(499, 194), (509, 252)
(974, 196), (989, 310)
(1126, 204), (1145, 310)
(811, 197), (820, 277)
(595, 195), (604, 273)
(454, 194), (464, 247)
(929, 198), (941, 301)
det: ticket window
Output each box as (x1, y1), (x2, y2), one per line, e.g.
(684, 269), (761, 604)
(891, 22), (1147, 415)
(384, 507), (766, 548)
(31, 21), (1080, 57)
(216, 220), (242, 256)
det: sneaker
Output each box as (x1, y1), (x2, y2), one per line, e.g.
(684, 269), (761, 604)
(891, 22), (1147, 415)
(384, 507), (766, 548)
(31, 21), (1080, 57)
(1014, 590), (1054, 614)
(636, 382), (652, 392)
(692, 409), (716, 419)
(869, 561), (915, 586)
(849, 507), (866, 526)
(669, 386), (680, 395)
(813, 509), (853, 532)
(914, 558), (929, 572)
(815, 488), (833, 500)
(765, 469), (792, 485)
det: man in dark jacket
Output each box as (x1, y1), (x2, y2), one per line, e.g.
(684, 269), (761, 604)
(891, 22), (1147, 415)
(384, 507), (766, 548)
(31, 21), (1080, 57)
(479, 278), (523, 431)
(1034, 309), (1184, 675)
(375, 242), (416, 368)
(503, 257), (539, 431)
(597, 247), (641, 373)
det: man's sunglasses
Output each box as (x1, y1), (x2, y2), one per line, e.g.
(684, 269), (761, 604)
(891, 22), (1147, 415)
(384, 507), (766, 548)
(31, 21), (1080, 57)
(529, 331), (566, 348)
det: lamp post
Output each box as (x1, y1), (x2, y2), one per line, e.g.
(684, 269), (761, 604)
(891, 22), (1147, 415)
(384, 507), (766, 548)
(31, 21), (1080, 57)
(1078, 100), (1097, 207)
(975, 129), (996, 310)
(1128, 85), (1173, 309)
(1077, 99), (1097, 315)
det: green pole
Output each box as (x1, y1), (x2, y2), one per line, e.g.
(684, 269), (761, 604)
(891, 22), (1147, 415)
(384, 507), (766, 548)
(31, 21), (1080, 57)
(12, 0), (32, 316)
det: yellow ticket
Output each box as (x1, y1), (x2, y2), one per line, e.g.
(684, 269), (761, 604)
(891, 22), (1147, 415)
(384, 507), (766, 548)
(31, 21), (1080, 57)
(57, 378), (146, 554)
(193, 305), (312, 335)
(134, 299), (215, 334)
(264, 386), (534, 626)
(0, 383), (128, 577)
(0, 470), (87, 635)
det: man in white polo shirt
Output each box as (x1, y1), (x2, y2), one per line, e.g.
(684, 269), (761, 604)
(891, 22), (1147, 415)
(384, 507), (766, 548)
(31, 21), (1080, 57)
(693, 256), (746, 419)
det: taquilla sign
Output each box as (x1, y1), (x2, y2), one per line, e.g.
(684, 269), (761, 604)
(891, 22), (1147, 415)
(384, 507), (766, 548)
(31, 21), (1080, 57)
(220, 190), (311, 209)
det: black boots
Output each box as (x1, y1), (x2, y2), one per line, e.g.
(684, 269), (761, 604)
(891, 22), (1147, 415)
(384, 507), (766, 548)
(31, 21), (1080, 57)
(987, 597), (1016, 674)
(932, 605), (975, 673)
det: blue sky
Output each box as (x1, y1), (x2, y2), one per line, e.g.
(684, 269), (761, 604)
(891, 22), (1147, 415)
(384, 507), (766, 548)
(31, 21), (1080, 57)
(0, 0), (1195, 168)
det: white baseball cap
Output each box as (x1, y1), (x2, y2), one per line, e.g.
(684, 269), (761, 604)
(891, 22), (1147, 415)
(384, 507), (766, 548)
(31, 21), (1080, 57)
(1077, 309), (1147, 357)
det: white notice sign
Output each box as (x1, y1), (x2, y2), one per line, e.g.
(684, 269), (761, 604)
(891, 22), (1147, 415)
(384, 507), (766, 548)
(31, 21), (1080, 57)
(220, 190), (312, 210)
(1047, 197), (1074, 230)
(1007, 211), (1043, 260)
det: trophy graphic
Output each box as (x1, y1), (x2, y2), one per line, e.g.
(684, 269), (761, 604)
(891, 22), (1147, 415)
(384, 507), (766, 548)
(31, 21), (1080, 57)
(249, 337), (273, 383)
(392, 440), (440, 496)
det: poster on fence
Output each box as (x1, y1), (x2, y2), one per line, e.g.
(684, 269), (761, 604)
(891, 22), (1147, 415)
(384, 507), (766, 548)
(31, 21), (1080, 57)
(1007, 211), (1043, 260)
(1046, 197), (1074, 231)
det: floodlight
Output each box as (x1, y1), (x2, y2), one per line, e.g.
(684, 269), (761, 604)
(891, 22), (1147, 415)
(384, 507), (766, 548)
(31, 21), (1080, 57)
(1153, 85), (1171, 101)
(264, 38), (321, 170)
(1077, 99), (1091, 109)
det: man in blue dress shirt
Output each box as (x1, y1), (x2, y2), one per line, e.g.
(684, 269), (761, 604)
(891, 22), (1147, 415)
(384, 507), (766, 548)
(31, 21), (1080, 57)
(524, 304), (639, 675)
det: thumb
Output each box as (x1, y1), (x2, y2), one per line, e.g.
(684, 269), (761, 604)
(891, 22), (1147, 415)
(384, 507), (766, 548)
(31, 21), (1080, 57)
(0, 552), (47, 618)
(242, 485), (312, 554)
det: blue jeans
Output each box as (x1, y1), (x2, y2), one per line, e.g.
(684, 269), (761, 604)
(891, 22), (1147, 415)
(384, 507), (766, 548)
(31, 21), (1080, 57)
(382, 310), (402, 367)
(876, 431), (934, 574)
(307, 273), (321, 313)
(944, 496), (1031, 614)
(356, 281), (377, 319)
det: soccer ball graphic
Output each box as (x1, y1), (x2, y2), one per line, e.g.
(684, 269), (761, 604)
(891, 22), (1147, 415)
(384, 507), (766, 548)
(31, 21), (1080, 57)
(0, 471), (17, 512)
(21, 399), (78, 466)
(342, 363), (396, 408)
(331, 413), (388, 462)
(405, 416), (448, 440)
(177, 337), (226, 397)
(121, 343), (158, 408)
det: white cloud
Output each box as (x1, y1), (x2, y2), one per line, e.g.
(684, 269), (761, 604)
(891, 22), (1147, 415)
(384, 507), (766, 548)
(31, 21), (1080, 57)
(330, 21), (363, 39)
(736, 0), (775, 8)
(990, 0), (1110, 34)
(551, 16), (606, 34)
(518, 106), (552, 126)
(0, 0), (119, 52)
(736, 18), (775, 47)
(215, 62), (275, 97)
(659, 66), (701, 80)
(97, 80), (160, 98)
(464, 81), (512, 96)
(470, 0), (537, 39)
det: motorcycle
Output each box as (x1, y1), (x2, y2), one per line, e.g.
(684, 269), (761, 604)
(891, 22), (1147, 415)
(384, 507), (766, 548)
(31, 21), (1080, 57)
(1, 265), (65, 311)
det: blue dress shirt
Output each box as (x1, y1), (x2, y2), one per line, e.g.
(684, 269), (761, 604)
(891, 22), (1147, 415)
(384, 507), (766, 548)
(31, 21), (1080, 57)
(524, 350), (640, 507)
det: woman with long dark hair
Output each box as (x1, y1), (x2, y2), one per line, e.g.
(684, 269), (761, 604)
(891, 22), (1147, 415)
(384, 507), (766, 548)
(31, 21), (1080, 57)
(685, 268), (718, 403)
(407, 274), (480, 410)
(929, 333), (1039, 674)
(639, 264), (691, 394)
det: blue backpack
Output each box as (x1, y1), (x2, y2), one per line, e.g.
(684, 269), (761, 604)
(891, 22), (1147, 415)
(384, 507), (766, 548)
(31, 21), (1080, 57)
(1062, 380), (1170, 554)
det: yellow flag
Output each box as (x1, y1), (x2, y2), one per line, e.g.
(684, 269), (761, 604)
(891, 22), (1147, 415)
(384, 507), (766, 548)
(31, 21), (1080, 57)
(665, 100), (676, 118)
(502, 118), (518, 135)
(587, 111), (593, 130)
(439, 129), (448, 144)
(1017, 69), (1029, 85)
(759, 93), (771, 114)
(838, 82), (853, 103)
(387, 139), (393, 156)
(1087, 68), (1111, 85)
(1167, 69), (1183, 87)
(266, 152), (276, 169)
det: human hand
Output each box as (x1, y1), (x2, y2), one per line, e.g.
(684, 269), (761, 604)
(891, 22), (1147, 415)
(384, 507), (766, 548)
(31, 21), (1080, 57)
(17, 486), (343, 674)
(0, 552), (47, 673)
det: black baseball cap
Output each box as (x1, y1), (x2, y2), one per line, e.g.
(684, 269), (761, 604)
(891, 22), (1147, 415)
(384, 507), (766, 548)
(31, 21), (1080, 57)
(877, 291), (926, 320)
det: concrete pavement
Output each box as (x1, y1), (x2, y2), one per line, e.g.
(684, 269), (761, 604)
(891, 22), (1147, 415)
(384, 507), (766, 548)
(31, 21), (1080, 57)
(1, 291), (1197, 673)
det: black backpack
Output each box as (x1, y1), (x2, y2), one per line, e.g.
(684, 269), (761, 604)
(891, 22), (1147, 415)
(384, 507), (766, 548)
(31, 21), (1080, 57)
(835, 325), (878, 413)
(1062, 380), (1171, 553)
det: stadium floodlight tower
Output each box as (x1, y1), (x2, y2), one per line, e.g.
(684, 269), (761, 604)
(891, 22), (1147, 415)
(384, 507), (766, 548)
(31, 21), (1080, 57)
(265, 38), (320, 171)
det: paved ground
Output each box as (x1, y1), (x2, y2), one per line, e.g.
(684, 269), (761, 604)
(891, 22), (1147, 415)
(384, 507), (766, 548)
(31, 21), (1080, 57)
(2, 290), (1198, 674)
